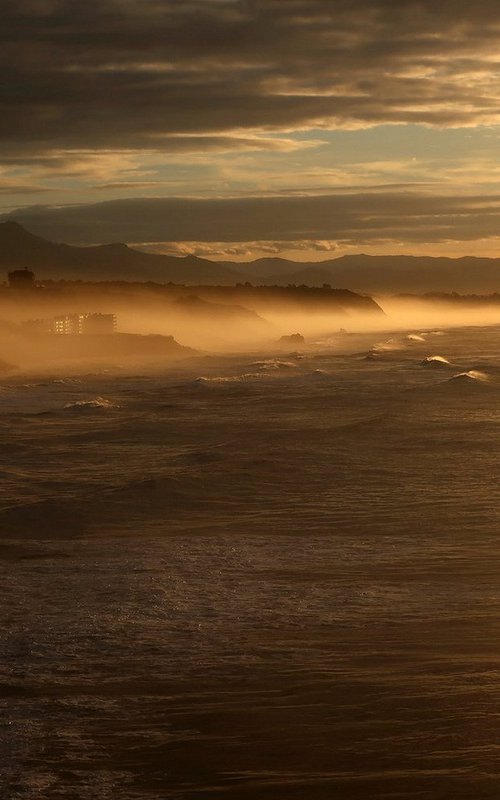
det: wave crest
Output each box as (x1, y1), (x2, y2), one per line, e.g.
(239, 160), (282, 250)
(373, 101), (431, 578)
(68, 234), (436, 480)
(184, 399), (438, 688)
(405, 333), (426, 343)
(63, 397), (119, 411)
(250, 359), (296, 371)
(449, 370), (490, 383)
(421, 355), (451, 367)
(193, 373), (265, 385)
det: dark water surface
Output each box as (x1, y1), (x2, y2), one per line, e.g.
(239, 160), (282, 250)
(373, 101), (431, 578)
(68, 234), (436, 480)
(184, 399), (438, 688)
(2, 327), (500, 798)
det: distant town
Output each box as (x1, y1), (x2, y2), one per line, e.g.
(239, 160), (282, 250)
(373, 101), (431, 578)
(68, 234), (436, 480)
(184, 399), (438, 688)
(23, 313), (117, 336)
(8, 267), (118, 336)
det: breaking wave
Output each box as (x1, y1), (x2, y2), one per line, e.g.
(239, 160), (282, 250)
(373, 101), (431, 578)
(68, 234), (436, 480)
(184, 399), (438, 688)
(421, 355), (452, 368)
(63, 397), (119, 411)
(448, 370), (490, 383)
(192, 360), (298, 385)
(371, 338), (402, 353)
(250, 359), (297, 370)
(405, 333), (426, 343)
(193, 373), (264, 385)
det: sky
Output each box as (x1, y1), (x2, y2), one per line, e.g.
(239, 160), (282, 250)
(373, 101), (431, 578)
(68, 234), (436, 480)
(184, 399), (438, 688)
(2, 0), (500, 260)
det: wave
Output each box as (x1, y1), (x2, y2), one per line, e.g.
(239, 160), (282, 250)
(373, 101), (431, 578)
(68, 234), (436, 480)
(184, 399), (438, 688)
(448, 370), (490, 383)
(193, 373), (265, 385)
(63, 397), (119, 412)
(371, 338), (403, 353)
(421, 355), (452, 368)
(405, 333), (426, 343)
(192, 360), (298, 385)
(288, 369), (333, 381)
(194, 375), (244, 385)
(250, 359), (297, 370)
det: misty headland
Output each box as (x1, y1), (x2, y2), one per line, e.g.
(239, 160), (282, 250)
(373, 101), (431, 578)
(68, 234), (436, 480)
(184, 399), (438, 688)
(3, 221), (500, 373)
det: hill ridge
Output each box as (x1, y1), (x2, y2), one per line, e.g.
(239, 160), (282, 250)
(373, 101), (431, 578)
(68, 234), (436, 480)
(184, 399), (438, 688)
(0, 221), (238, 285)
(3, 221), (500, 293)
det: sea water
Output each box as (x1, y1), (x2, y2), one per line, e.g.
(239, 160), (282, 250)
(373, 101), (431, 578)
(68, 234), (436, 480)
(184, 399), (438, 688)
(2, 326), (500, 799)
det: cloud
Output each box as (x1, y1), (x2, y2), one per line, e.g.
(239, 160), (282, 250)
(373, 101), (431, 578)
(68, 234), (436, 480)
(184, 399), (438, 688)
(2, 0), (500, 164)
(146, 134), (323, 152)
(0, 182), (51, 195)
(6, 192), (500, 248)
(134, 239), (340, 259)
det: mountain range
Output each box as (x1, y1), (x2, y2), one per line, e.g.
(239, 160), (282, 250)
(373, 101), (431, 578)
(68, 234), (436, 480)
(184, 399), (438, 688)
(2, 221), (500, 294)
(0, 221), (236, 285)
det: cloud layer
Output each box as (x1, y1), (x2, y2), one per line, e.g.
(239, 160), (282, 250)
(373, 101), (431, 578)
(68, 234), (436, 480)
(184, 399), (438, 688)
(7, 193), (500, 250)
(3, 0), (500, 159)
(3, 0), (500, 255)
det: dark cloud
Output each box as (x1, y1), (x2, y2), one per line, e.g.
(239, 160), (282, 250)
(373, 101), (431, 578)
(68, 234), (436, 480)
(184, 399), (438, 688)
(0, 183), (50, 195)
(6, 193), (500, 246)
(2, 0), (500, 158)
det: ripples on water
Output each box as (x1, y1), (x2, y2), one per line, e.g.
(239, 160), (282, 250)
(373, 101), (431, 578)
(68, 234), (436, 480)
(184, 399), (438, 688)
(2, 326), (500, 798)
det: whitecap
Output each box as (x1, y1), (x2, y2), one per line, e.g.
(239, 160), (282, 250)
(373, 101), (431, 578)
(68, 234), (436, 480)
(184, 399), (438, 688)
(194, 376), (243, 385)
(405, 333), (426, 343)
(448, 370), (489, 383)
(371, 338), (401, 352)
(250, 360), (296, 371)
(421, 355), (451, 367)
(63, 397), (119, 411)
(193, 373), (266, 385)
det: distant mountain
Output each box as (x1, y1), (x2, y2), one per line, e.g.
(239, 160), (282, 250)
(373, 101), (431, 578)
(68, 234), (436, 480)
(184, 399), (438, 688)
(220, 257), (305, 279)
(235, 254), (500, 294)
(4, 221), (500, 294)
(0, 221), (238, 284)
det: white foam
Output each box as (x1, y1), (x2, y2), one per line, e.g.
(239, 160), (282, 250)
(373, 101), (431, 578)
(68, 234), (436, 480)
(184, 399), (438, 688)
(63, 397), (118, 411)
(449, 370), (489, 383)
(194, 376), (242, 384)
(421, 355), (451, 367)
(250, 360), (297, 371)
(405, 333), (426, 343)
(371, 338), (401, 352)
(193, 373), (265, 385)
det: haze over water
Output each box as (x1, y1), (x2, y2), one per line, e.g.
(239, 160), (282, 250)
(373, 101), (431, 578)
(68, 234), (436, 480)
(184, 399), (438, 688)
(3, 322), (500, 798)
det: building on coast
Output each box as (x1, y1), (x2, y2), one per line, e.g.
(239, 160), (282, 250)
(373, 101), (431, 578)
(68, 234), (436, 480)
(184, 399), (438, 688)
(23, 313), (117, 335)
(52, 313), (117, 335)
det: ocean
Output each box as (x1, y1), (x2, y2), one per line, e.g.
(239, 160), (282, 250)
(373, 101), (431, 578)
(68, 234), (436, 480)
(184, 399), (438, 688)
(2, 324), (500, 798)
